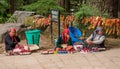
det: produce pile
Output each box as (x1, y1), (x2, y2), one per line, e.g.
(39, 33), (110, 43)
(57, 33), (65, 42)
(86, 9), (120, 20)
(80, 16), (120, 37)
(24, 15), (120, 37)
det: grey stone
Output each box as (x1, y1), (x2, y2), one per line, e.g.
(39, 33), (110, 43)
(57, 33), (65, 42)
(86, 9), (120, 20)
(6, 11), (35, 23)
(0, 23), (27, 43)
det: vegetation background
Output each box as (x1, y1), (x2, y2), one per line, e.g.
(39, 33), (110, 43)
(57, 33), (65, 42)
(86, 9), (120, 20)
(0, 0), (120, 23)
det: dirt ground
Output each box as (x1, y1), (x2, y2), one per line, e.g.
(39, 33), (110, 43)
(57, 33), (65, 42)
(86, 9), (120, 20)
(0, 34), (120, 54)
(105, 38), (120, 49)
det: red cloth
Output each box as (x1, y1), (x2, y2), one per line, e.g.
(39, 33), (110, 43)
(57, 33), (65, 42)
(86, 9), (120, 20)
(61, 29), (69, 43)
(14, 44), (31, 53)
(15, 44), (24, 50)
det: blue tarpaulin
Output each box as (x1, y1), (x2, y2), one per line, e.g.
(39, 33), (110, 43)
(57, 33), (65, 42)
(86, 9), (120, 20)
(69, 27), (82, 45)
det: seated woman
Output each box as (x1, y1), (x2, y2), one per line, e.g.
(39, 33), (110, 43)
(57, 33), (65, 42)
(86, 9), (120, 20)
(55, 29), (73, 51)
(5, 27), (20, 55)
(85, 27), (106, 49)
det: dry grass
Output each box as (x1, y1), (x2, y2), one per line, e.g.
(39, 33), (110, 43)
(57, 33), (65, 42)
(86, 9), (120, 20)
(105, 38), (120, 49)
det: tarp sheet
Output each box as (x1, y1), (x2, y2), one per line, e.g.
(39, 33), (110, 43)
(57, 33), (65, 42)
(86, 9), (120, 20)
(69, 27), (82, 45)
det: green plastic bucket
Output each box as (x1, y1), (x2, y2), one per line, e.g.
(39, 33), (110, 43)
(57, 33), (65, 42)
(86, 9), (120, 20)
(25, 29), (40, 46)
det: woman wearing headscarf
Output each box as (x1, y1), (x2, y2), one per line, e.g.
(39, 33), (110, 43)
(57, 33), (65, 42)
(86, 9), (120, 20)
(55, 29), (73, 51)
(85, 27), (106, 48)
(5, 27), (20, 55)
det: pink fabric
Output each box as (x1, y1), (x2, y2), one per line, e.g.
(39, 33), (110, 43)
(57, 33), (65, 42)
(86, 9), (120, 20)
(15, 44), (24, 50)
(13, 44), (31, 53)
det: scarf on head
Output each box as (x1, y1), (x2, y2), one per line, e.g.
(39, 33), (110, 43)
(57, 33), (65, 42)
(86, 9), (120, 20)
(94, 27), (103, 35)
(9, 28), (17, 42)
(61, 29), (69, 43)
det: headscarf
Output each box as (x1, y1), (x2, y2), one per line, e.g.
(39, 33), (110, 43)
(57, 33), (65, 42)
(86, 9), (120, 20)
(9, 27), (17, 42)
(9, 27), (16, 33)
(94, 27), (103, 35)
(61, 29), (69, 43)
(96, 27), (103, 31)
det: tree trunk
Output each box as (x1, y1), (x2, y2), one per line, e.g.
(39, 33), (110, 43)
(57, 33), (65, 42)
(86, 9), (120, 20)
(56, 0), (70, 12)
(7, 0), (15, 14)
(106, 0), (118, 18)
(119, 0), (120, 17)
(56, 0), (65, 8)
(85, 0), (119, 18)
(112, 0), (118, 18)
(23, 0), (28, 5)
(65, 0), (70, 12)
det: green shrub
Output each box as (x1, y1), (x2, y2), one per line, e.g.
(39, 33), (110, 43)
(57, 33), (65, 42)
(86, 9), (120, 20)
(75, 3), (101, 20)
(21, 0), (65, 15)
(0, 0), (9, 23)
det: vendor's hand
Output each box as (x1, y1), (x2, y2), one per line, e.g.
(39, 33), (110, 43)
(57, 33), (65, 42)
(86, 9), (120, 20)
(88, 41), (93, 45)
(63, 48), (66, 50)
(14, 42), (18, 45)
(67, 35), (70, 38)
(61, 44), (67, 49)
(15, 33), (18, 36)
(78, 37), (83, 40)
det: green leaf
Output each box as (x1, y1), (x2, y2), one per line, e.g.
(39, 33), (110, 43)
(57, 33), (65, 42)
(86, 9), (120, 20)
(74, 3), (101, 20)
(21, 0), (64, 15)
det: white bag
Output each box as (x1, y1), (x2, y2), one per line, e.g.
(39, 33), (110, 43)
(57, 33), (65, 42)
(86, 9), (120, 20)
(73, 45), (83, 51)
(28, 44), (40, 51)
